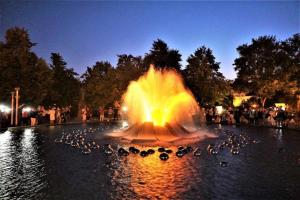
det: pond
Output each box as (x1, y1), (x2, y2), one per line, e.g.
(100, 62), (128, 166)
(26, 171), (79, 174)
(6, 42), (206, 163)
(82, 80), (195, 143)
(0, 124), (299, 200)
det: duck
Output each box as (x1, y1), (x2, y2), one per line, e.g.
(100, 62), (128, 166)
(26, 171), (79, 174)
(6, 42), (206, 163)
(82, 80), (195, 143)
(220, 161), (228, 167)
(165, 149), (173, 154)
(82, 147), (91, 155)
(193, 148), (202, 156)
(158, 147), (165, 152)
(147, 149), (155, 154)
(118, 147), (129, 156)
(176, 150), (185, 158)
(159, 153), (169, 161)
(140, 150), (148, 157)
(129, 147), (140, 154)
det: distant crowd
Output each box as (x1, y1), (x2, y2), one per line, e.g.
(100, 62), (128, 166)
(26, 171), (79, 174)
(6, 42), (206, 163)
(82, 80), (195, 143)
(0, 104), (124, 129)
(204, 106), (299, 128)
(1, 102), (299, 130)
(0, 105), (72, 128)
(80, 105), (123, 123)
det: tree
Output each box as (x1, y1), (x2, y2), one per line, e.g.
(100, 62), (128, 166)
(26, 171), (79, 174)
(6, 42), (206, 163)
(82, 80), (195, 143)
(46, 53), (80, 112)
(0, 27), (52, 105)
(144, 39), (182, 71)
(184, 46), (230, 105)
(233, 35), (299, 107)
(281, 34), (300, 88)
(81, 61), (116, 109)
(115, 54), (144, 96)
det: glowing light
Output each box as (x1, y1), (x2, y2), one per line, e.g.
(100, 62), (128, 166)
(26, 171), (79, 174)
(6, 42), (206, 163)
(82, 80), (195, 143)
(233, 98), (242, 107)
(0, 104), (11, 113)
(122, 66), (198, 127)
(128, 146), (195, 199)
(233, 96), (252, 107)
(22, 107), (32, 112)
(252, 104), (258, 108)
(122, 106), (128, 112)
(122, 121), (129, 128)
(275, 103), (286, 110)
(216, 106), (223, 115)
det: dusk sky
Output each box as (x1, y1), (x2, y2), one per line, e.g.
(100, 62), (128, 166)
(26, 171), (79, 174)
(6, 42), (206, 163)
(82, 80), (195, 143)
(0, 1), (299, 79)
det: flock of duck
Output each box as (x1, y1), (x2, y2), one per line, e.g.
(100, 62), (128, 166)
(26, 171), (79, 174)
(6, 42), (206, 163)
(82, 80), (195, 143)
(54, 126), (108, 154)
(54, 127), (259, 167)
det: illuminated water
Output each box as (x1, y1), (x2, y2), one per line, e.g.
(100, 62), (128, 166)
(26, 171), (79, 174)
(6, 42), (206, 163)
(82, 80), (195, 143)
(0, 124), (299, 200)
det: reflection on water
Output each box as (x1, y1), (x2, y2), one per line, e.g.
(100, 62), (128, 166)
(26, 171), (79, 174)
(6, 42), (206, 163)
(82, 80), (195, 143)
(0, 125), (300, 200)
(107, 145), (201, 200)
(0, 129), (47, 199)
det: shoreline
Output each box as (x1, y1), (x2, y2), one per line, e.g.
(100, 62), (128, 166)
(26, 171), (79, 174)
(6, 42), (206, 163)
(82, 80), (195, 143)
(2, 119), (299, 132)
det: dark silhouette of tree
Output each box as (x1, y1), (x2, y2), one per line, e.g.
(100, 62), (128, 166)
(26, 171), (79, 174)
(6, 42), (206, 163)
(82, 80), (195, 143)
(0, 27), (52, 105)
(115, 54), (144, 95)
(233, 35), (299, 107)
(144, 39), (182, 71)
(281, 34), (300, 88)
(81, 61), (116, 109)
(46, 53), (80, 112)
(81, 55), (145, 109)
(184, 46), (230, 105)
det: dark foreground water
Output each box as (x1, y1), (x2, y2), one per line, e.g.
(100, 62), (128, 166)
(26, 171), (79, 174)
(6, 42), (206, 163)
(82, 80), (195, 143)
(0, 124), (299, 200)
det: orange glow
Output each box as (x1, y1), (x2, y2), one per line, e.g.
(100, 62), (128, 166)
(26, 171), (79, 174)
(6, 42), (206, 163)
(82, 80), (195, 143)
(110, 146), (198, 199)
(233, 96), (252, 107)
(123, 66), (198, 127)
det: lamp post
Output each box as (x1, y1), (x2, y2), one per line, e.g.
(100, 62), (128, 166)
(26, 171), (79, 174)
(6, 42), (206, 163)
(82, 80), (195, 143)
(15, 87), (20, 126)
(11, 92), (14, 126)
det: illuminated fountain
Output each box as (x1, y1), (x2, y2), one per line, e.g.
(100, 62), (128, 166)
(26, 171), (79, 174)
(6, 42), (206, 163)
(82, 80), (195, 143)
(108, 65), (213, 143)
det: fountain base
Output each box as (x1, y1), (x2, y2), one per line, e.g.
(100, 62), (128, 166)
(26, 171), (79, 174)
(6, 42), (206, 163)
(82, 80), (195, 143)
(106, 122), (199, 143)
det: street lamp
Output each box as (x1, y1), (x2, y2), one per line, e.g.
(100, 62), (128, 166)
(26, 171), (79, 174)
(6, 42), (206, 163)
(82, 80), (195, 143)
(15, 87), (20, 126)
(11, 92), (14, 125)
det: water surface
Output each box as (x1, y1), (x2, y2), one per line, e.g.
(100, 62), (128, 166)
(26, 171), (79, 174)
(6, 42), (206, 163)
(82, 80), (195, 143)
(0, 124), (299, 200)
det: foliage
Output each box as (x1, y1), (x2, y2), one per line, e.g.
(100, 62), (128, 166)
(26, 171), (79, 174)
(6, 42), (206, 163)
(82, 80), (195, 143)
(81, 61), (116, 109)
(281, 34), (300, 88)
(1, 26), (297, 112)
(115, 54), (145, 97)
(0, 27), (52, 105)
(184, 46), (231, 105)
(233, 35), (300, 107)
(45, 53), (81, 110)
(81, 55), (145, 109)
(144, 39), (182, 71)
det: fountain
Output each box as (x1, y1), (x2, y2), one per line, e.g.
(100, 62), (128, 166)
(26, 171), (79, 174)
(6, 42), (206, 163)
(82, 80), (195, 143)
(107, 65), (213, 143)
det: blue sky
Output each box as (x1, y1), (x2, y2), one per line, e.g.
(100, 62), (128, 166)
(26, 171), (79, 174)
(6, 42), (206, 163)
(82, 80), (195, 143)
(0, 1), (299, 79)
